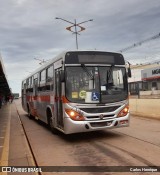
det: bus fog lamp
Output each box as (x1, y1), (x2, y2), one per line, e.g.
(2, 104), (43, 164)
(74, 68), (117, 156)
(120, 120), (128, 125)
(107, 121), (112, 126)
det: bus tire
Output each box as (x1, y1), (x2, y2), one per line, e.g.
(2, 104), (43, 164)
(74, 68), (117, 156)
(47, 109), (58, 135)
(27, 104), (33, 119)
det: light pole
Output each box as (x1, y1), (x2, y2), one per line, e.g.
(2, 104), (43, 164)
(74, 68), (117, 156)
(34, 58), (48, 65)
(55, 17), (93, 49)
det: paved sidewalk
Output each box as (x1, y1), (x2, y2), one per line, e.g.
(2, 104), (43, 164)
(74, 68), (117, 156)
(0, 104), (10, 167)
(0, 103), (35, 175)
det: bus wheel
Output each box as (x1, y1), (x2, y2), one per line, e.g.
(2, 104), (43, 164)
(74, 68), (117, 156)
(27, 105), (33, 119)
(47, 110), (58, 134)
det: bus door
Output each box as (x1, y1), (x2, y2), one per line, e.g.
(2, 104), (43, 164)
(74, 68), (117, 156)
(55, 68), (64, 129)
(22, 83), (27, 111)
(33, 78), (38, 116)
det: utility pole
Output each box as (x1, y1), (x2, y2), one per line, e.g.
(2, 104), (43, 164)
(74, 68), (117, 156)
(55, 17), (93, 49)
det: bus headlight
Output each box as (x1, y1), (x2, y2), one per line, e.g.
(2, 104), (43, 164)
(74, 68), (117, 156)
(117, 105), (129, 117)
(65, 109), (85, 121)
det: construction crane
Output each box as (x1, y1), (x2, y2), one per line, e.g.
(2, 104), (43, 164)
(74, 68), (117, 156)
(118, 32), (160, 53)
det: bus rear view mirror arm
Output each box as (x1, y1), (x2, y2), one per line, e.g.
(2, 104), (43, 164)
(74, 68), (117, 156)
(128, 67), (132, 77)
(126, 61), (132, 78)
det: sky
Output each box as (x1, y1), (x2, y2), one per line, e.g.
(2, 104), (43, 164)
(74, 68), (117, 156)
(0, 0), (160, 94)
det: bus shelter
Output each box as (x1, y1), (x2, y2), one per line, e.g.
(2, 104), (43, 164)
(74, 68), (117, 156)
(0, 55), (11, 97)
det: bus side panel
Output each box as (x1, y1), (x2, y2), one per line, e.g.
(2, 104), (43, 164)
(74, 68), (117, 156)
(36, 92), (49, 123)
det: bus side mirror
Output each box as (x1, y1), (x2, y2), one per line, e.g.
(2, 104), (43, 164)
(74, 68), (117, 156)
(128, 67), (132, 78)
(61, 70), (65, 82)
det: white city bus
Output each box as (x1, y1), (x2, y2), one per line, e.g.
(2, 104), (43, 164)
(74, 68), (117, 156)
(22, 51), (131, 134)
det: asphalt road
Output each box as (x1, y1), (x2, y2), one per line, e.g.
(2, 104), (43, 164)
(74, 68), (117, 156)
(14, 100), (160, 175)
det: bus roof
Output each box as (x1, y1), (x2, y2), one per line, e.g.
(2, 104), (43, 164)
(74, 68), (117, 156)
(22, 51), (66, 81)
(22, 50), (124, 81)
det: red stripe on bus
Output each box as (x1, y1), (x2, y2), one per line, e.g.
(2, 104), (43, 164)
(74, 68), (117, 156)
(27, 95), (50, 102)
(62, 96), (69, 103)
(39, 95), (50, 102)
(26, 95), (69, 103)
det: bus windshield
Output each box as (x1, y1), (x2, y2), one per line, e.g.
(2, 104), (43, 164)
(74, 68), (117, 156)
(65, 66), (128, 103)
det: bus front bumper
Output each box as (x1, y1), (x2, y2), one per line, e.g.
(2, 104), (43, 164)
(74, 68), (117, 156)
(64, 113), (130, 134)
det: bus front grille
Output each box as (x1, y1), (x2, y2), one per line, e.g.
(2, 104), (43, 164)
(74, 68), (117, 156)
(80, 106), (120, 113)
(85, 115), (115, 120)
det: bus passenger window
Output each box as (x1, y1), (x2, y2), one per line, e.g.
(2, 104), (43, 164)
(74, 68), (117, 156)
(39, 70), (46, 91)
(46, 66), (53, 82)
(40, 69), (46, 83)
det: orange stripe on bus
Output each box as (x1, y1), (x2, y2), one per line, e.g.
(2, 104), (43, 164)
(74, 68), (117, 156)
(62, 96), (69, 103)
(27, 95), (69, 103)
(39, 95), (50, 102)
(27, 95), (51, 102)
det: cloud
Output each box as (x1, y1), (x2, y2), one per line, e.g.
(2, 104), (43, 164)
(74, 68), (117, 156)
(0, 0), (160, 93)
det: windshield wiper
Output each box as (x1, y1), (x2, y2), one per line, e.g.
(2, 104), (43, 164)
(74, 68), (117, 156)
(81, 64), (96, 89)
(81, 64), (94, 80)
(106, 65), (114, 88)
